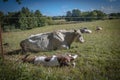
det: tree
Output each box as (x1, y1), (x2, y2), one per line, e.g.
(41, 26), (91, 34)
(88, 11), (97, 20)
(93, 10), (106, 20)
(18, 7), (33, 30)
(18, 7), (39, 30)
(21, 7), (30, 16)
(109, 13), (120, 19)
(65, 11), (72, 21)
(65, 9), (81, 21)
(72, 9), (81, 21)
(3, 0), (22, 4)
(18, 12), (28, 30)
(85, 10), (106, 20)
(34, 10), (42, 17)
(34, 10), (42, 27)
(81, 11), (91, 21)
(45, 17), (53, 25)
(65, 9), (82, 21)
(65, 9), (107, 21)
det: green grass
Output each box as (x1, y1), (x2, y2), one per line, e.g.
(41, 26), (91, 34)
(1, 19), (120, 80)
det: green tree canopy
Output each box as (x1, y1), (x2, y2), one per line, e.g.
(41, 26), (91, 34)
(65, 9), (107, 21)
(65, 11), (72, 21)
(3, 0), (22, 4)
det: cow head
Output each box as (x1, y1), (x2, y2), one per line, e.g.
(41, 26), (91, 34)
(96, 26), (102, 31)
(74, 29), (85, 43)
(68, 54), (78, 67)
(57, 54), (78, 67)
(80, 28), (92, 34)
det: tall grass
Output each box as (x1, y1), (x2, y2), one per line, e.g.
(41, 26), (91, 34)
(1, 19), (120, 80)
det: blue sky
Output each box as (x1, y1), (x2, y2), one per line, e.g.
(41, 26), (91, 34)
(0, 0), (120, 16)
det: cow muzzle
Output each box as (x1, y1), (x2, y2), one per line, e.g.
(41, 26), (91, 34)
(79, 37), (85, 43)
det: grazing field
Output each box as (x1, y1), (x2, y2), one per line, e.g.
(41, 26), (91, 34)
(1, 19), (120, 80)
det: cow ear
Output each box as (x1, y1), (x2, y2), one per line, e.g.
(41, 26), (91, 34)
(72, 55), (78, 59)
(74, 29), (77, 32)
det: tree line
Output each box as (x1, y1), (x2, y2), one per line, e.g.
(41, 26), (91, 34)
(65, 9), (120, 21)
(0, 7), (53, 31)
(0, 8), (120, 31)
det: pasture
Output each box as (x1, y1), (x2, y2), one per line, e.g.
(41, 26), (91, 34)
(1, 19), (120, 80)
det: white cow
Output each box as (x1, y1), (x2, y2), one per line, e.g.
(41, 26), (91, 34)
(20, 30), (84, 53)
(96, 26), (102, 31)
(80, 28), (92, 34)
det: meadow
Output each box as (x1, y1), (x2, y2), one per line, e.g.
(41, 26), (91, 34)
(1, 19), (120, 80)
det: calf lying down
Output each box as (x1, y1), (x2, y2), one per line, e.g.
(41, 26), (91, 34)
(22, 54), (78, 67)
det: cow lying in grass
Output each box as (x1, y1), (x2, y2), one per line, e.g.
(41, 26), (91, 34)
(80, 28), (92, 34)
(96, 26), (102, 31)
(22, 54), (78, 67)
(20, 29), (84, 53)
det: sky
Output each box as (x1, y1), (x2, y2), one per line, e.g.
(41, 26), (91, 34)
(0, 0), (120, 16)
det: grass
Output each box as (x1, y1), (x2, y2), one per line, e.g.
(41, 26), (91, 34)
(1, 19), (120, 80)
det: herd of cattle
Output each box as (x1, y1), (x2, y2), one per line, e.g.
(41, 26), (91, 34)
(19, 26), (102, 67)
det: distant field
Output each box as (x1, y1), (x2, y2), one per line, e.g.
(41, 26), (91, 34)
(1, 19), (120, 80)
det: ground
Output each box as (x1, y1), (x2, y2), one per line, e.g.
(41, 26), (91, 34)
(1, 19), (120, 80)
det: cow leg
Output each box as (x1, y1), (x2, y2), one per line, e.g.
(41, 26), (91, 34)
(68, 44), (70, 49)
(20, 44), (27, 54)
(71, 62), (76, 68)
(21, 48), (27, 54)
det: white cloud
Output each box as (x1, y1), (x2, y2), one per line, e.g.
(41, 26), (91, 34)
(100, 6), (120, 13)
(90, 8), (94, 11)
(61, 6), (69, 14)
(107, 0), (117, 2)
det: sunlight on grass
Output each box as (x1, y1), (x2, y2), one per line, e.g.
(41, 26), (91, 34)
(1, 19), (120, 80)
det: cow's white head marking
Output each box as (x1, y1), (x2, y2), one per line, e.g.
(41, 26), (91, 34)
(74, 30), (85, 43)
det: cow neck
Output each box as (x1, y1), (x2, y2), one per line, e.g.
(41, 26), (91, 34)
(65, 32), (77, 45)
(57, 55), (65, 66)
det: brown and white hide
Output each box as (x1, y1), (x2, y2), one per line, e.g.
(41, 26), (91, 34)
(22, 54), (78, 67)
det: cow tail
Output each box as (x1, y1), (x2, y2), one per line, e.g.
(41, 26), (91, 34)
(20, 40), (27, 54)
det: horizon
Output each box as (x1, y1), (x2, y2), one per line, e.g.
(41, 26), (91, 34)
(0, 0), (120, 16)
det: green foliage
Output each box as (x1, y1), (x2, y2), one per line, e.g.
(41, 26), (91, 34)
(3, 0), (21, 4)
(18, 7), (47, 30)
(1, 7), (54, 31)
(72, 9), (81, 21)
(109, 13), (120, 19)
(65, 9), (107, 21)
(65, 11), (72, 21)
(0, 7), (120, 31)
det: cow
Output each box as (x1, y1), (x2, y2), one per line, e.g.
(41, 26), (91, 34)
(80, 28), (92, 34)
(22, 54), (78, 67)
(96, 26), (102, 31)
(20, 29), (84, 53)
